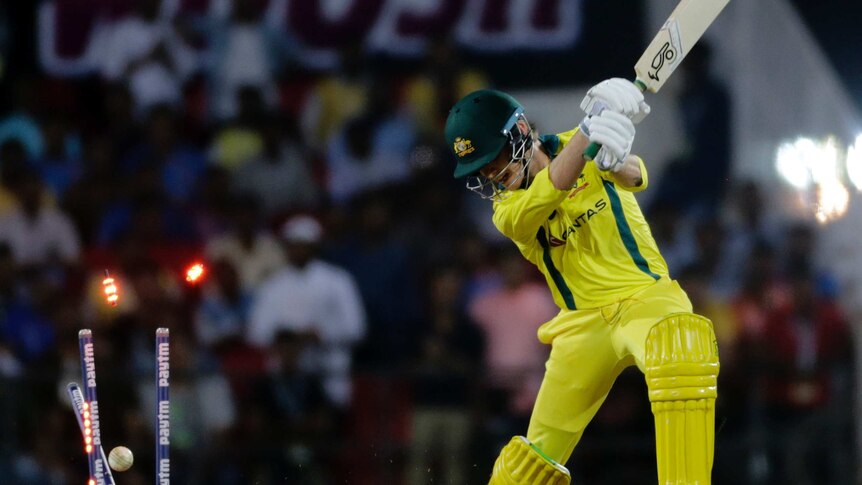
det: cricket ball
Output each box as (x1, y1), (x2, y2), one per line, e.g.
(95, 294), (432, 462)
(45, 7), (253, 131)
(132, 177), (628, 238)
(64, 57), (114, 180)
(108, 445), (134, 472)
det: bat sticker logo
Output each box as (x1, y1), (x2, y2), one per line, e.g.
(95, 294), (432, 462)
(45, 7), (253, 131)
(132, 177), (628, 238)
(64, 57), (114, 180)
(648, 42), (676, 81)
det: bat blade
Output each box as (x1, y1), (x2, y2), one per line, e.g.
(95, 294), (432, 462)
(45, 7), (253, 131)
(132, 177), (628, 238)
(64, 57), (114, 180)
(634, 0), (730, 93)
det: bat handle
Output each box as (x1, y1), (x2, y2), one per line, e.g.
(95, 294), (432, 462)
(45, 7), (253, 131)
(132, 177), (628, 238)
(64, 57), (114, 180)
(582, 78), (647, 161)
(583, 142), (601, 161)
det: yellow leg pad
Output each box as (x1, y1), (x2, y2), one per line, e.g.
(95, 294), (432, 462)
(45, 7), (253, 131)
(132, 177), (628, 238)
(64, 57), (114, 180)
(645, 313), (719, 485)
(488, 436), (571, 485)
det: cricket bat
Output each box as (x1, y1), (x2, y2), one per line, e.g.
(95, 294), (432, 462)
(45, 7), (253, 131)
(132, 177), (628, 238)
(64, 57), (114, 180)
(584, 0), (730, 160)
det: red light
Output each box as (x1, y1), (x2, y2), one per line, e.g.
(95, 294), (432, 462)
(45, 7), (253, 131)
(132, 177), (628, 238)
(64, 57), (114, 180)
(83, 400), (94, 455)
(102, 271), (119, 306)
(185, 263), (205, 283)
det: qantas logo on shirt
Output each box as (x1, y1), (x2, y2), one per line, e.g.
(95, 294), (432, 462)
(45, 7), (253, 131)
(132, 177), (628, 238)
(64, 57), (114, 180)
(547, 198), (608, 246)
(568, 182), (590, 198)
(568, 173), (589, 198)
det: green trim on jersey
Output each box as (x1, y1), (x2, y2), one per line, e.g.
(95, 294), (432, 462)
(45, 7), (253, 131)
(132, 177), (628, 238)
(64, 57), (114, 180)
(602, 180), (660, 280)
(537, 227), (577, 310)
(491, 129), (668, 310)
(539, 129), (579, 158)
(539, 133), (561, 157)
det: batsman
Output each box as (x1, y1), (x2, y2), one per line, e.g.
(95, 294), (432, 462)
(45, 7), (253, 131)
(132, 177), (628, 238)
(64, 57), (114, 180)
(445, 79), (719, 484)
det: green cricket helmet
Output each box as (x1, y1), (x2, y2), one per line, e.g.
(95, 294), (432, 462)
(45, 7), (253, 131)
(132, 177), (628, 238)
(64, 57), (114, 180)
(445, 89), (528, 179)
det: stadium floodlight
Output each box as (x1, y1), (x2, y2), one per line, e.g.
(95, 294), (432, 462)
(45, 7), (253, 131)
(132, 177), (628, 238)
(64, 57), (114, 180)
(814, 180), (849, 224)
(776, 136), (851, 224)
(775, 137), (817, 189)
(809, 136), (841, 185)
(846, 134), (862, 191)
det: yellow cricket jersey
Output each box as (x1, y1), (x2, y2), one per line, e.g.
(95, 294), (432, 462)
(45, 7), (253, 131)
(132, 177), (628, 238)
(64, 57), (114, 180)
(492, 128), (669, 311)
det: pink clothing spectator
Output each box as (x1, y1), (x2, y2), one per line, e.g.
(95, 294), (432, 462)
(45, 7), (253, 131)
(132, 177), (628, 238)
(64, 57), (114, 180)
(469, 279), (557, 413)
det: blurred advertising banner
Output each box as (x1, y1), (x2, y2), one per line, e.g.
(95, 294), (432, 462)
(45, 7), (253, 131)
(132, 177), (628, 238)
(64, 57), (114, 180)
(37, 0), (643, 85)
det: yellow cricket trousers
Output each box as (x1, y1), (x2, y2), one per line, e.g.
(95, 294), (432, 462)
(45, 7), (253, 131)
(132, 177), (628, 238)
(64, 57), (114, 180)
(526, 277), (693, 463)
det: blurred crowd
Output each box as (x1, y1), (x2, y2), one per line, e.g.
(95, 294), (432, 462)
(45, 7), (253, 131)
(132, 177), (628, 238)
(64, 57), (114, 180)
(0, 1), (856, 484)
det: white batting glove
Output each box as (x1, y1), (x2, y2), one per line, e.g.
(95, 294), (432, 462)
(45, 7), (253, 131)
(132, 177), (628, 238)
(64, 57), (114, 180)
(580, 78), (650, 124)
(588, 110), (635, 172)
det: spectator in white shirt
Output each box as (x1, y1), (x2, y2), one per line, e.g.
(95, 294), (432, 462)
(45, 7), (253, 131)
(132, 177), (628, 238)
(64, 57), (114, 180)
(206, 0), (295, 120)
(247, 215), (366, 408)
(98, 0), (198, 114)
(205, 194), (284, 291)
(0, 171), (80, 271)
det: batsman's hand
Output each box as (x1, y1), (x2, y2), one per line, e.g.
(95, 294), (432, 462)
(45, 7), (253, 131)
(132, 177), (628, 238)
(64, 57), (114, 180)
(580, 78), (650, 123)
(587, 110), (635, 172)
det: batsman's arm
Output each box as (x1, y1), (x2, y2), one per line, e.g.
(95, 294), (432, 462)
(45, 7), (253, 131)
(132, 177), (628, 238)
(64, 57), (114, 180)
(548, 128), (590, 190)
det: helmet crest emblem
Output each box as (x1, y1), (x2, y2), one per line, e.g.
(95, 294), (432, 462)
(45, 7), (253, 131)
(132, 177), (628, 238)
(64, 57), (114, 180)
(453, 137), (476, 158)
